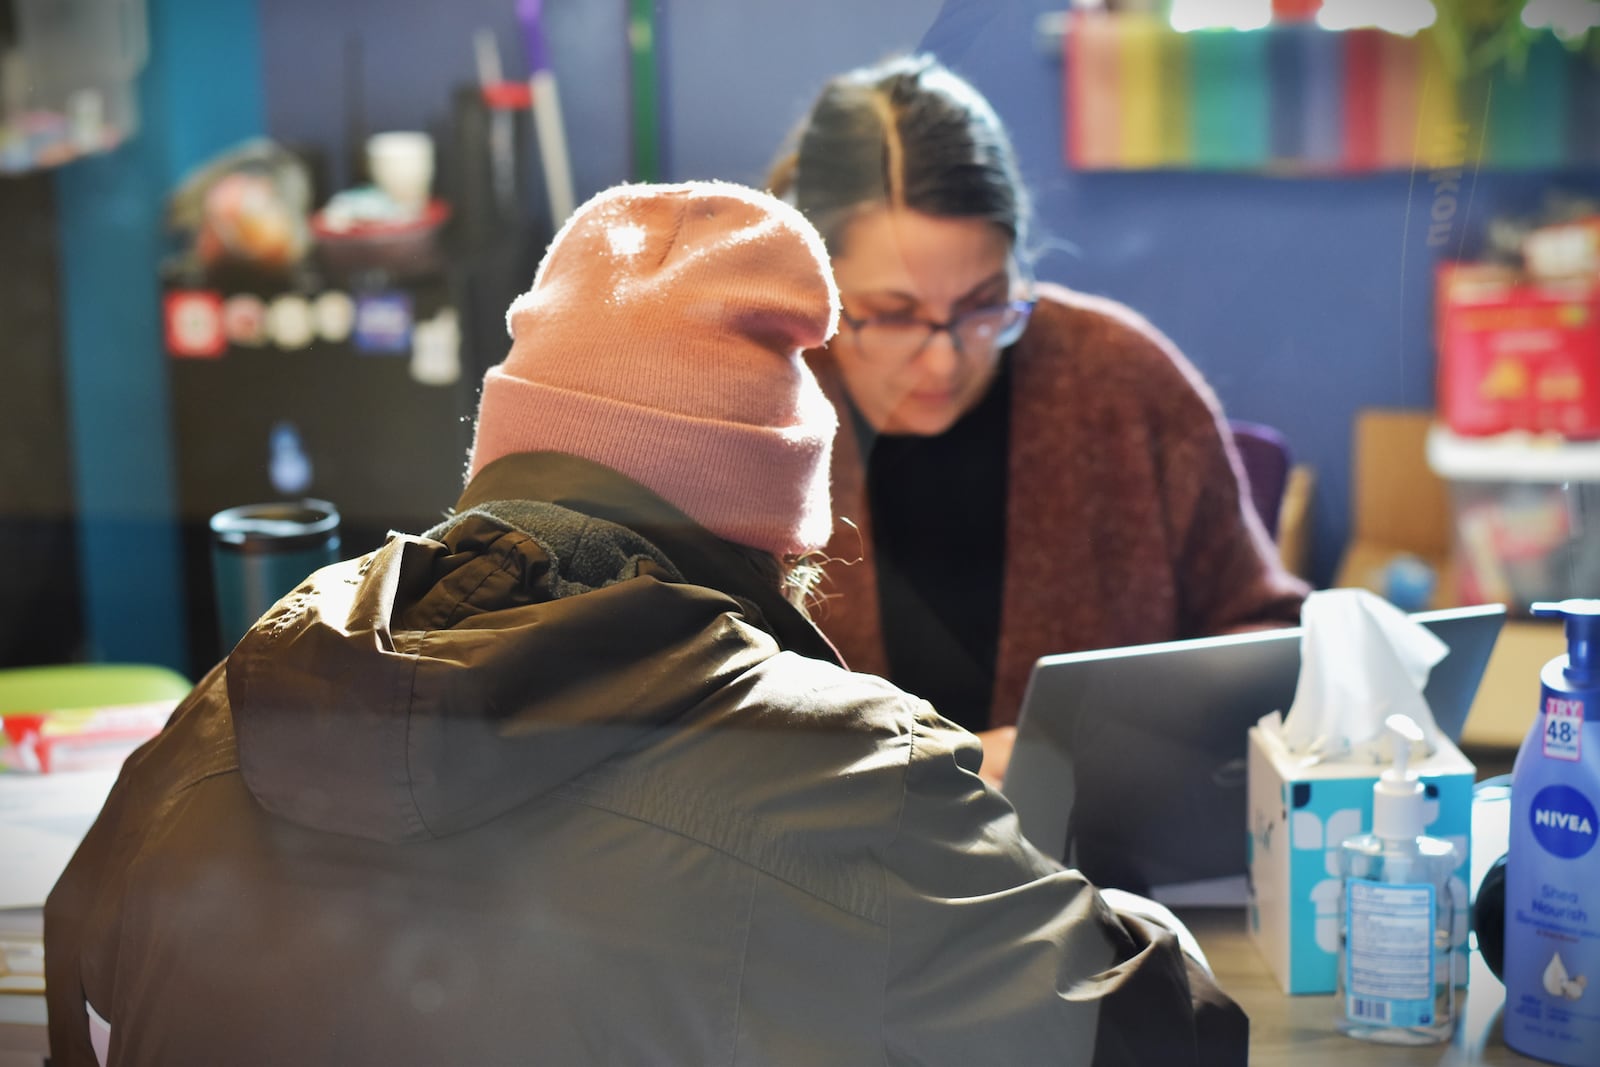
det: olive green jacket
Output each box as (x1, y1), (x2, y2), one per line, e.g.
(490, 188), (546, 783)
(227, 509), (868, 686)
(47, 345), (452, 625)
(46, 452), (1245, 1065)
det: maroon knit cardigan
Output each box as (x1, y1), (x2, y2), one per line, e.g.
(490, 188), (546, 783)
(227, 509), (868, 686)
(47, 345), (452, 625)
(807, 283), (1310, 728)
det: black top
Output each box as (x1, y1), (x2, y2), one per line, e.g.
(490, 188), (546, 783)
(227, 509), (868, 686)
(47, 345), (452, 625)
(861, 361), (1012, 732)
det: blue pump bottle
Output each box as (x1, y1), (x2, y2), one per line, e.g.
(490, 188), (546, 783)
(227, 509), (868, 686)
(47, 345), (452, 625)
(1503, 599), (1600, 1066)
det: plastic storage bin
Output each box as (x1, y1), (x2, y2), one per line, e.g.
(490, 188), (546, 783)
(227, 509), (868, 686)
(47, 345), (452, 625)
(1426, 425), (1600, 612)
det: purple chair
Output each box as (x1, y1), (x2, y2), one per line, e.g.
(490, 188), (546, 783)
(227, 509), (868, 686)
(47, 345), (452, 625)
(1229, 419), (1293, 536)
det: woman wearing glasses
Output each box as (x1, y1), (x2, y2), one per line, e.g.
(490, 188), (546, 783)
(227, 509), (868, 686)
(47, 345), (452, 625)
(770, 55), (1307, 783)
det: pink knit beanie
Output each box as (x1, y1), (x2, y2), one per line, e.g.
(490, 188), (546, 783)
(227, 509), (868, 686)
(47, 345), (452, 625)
(467, 181), (841, 555)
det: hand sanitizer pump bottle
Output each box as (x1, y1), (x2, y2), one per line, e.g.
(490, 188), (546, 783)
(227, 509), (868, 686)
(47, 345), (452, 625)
(1503, 599), (1600, 1067)
(1337, 713), (1459, 1044)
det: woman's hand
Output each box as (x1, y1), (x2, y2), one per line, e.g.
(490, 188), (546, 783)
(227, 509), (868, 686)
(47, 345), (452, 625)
(975, 725), (1016, 789)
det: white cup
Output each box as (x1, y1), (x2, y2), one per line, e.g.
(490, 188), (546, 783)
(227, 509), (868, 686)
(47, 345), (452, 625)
(366, 131), (435, 213)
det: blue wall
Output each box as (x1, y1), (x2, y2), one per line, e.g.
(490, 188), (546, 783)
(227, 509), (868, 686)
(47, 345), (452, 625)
(256, 1), (943, 198)
(918, 0), (1600, 585)
(653, 0), (946, 185)
(258, 0), (629, 199)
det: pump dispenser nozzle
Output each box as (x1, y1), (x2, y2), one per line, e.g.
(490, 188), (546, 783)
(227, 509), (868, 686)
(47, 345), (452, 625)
(1373, 713), (1426, 841)
(1532, 599), (1600, 688)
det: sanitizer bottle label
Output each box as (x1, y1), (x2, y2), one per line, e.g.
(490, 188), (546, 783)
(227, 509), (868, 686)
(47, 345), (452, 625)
(1345, 879), (1438, 1028)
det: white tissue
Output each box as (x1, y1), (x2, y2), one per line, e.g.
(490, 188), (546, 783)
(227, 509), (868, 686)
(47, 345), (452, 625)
(1279, 588), (1449, 762)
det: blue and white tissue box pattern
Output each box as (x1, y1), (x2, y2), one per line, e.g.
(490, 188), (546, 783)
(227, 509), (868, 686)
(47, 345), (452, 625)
(1246, 727), (1474, 995)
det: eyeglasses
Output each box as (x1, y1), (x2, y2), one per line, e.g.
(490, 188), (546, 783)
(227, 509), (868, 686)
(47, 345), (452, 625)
(837, 298), (1035, 364)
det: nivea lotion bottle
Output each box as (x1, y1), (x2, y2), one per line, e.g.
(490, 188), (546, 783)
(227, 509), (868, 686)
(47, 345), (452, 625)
(1503, 598), (1600, 1066)
(1337, 713), (1458, 1044)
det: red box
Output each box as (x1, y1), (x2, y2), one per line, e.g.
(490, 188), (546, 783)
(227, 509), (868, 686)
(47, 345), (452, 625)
(1436, 263), (1600, 439)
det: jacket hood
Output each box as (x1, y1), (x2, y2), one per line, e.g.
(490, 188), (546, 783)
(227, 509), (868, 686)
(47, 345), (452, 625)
(230, 479), (790, 844)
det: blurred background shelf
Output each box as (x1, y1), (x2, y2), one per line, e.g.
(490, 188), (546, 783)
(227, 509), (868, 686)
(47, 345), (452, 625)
(0, 0), (147, 174)
(1035, 7), (1600, 174)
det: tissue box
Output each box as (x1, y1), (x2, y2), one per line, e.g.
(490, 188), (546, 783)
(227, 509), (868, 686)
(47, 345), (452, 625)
(1246, 723), (1475, 994)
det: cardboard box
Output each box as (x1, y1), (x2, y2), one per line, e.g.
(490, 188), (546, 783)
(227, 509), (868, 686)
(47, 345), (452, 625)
(1246, 721), (1475, 994)
(1459, 620), (1565, 749)
(1335, 409), (1456, 608)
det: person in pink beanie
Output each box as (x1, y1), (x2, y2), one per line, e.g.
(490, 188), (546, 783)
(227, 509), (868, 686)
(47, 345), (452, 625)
(47, 181), (1245, 1066)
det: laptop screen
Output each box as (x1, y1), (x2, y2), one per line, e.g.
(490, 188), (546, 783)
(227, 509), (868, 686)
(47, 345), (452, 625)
(999, 603), (1506, 897)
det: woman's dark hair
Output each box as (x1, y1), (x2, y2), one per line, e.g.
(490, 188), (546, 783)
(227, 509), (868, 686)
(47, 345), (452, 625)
(767, 54), (1029, 257)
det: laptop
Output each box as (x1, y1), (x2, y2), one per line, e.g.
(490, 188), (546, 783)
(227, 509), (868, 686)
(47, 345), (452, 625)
(999, 603), (1506, 900)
